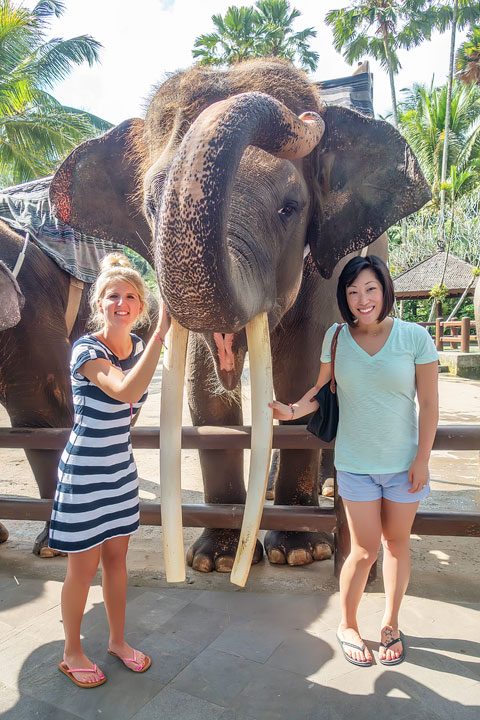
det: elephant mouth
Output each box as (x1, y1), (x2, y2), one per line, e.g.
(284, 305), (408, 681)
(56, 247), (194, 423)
(206, 331), (247, 391)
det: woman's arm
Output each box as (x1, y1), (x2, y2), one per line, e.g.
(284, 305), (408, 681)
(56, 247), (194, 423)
(408, 361), (439, 493)
(269, 361), (332, 421)
(79, 303), (171, 404)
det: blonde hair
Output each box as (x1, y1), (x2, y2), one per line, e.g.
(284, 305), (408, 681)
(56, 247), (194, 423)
(89, 252), (150, 330)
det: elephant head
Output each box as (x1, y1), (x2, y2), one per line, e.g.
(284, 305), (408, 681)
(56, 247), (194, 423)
(50, 60), (430, 390)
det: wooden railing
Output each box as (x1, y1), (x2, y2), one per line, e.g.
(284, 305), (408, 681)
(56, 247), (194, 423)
(419, 317), (478, 352)
(1, 425), (479, 579)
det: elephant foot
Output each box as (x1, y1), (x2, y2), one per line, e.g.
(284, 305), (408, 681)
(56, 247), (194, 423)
(33, 522), (66, 558)
(186, 529), (263, 573)
(0, 523), (9, 543)
(264, 530), (333, 566)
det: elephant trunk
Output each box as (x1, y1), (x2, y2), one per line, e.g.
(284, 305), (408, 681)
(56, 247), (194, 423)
(155, 92), (324, 333)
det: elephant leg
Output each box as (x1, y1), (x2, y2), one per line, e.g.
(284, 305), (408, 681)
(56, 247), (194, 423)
(264, 306), (333, 566)
(264, 446), (333, 565)
(185, 335), (262, 573)
(266, 448), (280, 500)
(3, 359), (72, 558)
(25, 449), (66, 558)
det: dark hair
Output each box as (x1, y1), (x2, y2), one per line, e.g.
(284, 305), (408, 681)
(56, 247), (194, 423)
(336, 255), (395, 326)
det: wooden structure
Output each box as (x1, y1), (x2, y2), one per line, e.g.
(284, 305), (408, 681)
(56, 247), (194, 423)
(394, 251), (478, 318)
(1, 425), (479, 579)
(418, 317), (478, 352)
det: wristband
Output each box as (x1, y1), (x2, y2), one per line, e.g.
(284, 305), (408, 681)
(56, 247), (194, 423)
(288, 403), (295, 420)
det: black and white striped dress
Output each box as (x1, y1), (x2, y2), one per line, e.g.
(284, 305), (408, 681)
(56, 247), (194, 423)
(49, 334), (147, 553)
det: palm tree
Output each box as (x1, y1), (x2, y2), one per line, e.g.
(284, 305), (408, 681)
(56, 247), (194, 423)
(325, 1), (435, 127)
(192, 6), (259, 66)
(397, 80), (480, 204)
(420, 1), (480, 247)
(456, 25), (480, 84)
(252, 0), (318, 71)
(193, 0), (318, 72)
(0, 0), (110, 185)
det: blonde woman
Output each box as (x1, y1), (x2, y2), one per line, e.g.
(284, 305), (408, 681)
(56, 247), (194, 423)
(50, 253), (170, 688)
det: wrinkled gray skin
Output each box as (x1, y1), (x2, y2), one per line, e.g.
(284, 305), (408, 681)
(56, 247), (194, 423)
(0, 220), (156, 553)
(0, 221), (91, 552)
(50, 60), (430, 572)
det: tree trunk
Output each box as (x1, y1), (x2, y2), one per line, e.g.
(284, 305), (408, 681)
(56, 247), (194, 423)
(438, 0), (458, 249)
(381, 24), (398, 127)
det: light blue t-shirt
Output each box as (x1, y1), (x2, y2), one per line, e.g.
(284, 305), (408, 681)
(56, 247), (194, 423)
(321, 318), (438, 474)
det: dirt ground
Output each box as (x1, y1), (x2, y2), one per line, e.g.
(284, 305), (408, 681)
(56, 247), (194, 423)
(0, 368), (479, 602)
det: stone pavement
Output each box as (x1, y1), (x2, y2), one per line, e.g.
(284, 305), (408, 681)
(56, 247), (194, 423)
(0, 569), (479, 720)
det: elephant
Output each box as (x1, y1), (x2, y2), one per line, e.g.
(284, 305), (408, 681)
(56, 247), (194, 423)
(49, 58), (430, 573)
(0, 214), (155, 555)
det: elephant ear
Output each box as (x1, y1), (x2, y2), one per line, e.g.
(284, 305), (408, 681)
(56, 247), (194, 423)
(0, 260), (25, 331)
(50, 119), (153, 261)
(308, 106), (431, 279)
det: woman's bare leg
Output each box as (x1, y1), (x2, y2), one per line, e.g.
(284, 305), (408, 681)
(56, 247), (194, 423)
(62, 546), (104, 684)
(338, 499), (382, 664)
(101, 535), (149, 670)
(379, 499), (419, 662)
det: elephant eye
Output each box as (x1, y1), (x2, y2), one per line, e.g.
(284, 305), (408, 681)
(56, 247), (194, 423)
(278, 202), (297, 219)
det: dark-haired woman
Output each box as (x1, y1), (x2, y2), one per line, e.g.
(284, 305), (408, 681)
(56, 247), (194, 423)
(270, 255), (438, 667)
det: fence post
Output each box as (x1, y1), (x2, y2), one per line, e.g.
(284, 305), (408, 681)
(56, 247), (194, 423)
(435, 317), (444, 351)
(461, 317), (470, 353)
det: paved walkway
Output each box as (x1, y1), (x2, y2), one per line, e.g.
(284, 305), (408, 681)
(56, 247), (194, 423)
(0, 571), (478, 720)
(1, 375), (479, 718)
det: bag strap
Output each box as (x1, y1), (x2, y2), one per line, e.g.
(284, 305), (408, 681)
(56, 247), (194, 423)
(329, 323), (345, 393)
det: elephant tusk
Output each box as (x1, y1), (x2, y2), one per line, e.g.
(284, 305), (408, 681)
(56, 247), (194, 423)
(160, 318), (189, 582)
(230, 312), (273, 587)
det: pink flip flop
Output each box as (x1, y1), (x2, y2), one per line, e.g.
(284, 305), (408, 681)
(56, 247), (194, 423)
(107, 649), (152, 673)
(58, 661), (106, 688)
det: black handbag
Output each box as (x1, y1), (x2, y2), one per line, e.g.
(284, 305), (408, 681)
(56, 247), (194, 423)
(306, 324), (344, 442)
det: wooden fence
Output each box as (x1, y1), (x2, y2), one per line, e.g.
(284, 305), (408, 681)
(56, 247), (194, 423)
(1, 425), (479, 578)
(419, 317), (478, 352)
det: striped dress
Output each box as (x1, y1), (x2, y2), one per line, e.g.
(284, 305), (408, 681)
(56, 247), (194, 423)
(49, 334), (147, 553)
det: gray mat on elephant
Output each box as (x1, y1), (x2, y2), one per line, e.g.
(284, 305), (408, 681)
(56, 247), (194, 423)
(317, 71), (374, 117)
(0, 176), (117, 282)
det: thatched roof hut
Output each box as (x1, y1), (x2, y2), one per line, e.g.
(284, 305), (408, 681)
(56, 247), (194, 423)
(394, 252), (478, 300)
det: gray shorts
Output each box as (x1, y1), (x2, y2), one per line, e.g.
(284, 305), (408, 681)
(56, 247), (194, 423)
(337, 470), (430, 504)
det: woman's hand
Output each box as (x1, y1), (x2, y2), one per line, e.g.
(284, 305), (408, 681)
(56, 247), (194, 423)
(268, 400), (293, 421)
(408, 456), (430, 493)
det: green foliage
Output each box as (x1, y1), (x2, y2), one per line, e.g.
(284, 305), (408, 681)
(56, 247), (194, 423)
(456, 24), (480, 84)
(388, 188), (480, 273)
(193, 0), (318, 71)
(325, 1), (434, 72)
(429, 282), (448, 301)
(324, 1), (436, 122)
(397, 80), (480, 204)
(400, 296), (475, 322)
(123, 248), (158, 293)
(0, 0), (111, 185)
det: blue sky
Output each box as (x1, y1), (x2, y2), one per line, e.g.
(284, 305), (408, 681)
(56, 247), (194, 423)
(40, 0), (465, 124)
